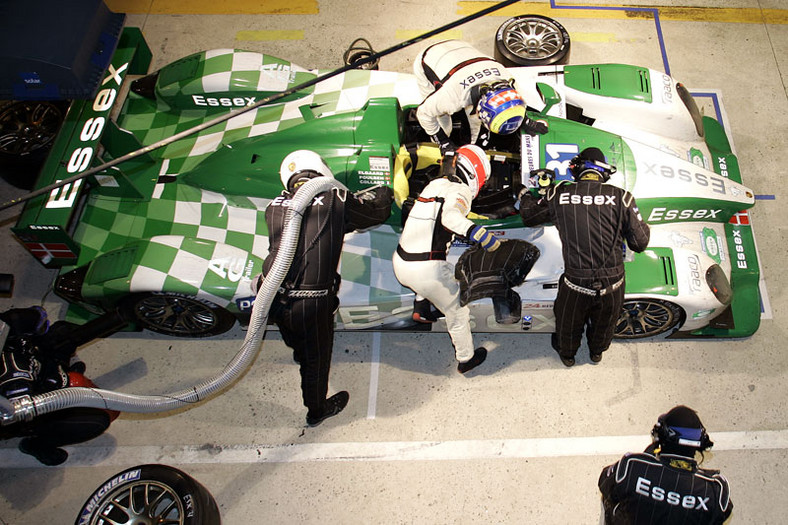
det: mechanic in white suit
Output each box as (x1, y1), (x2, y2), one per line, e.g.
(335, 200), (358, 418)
(413, 39), (547, 151)
(393, 145), (499, 374)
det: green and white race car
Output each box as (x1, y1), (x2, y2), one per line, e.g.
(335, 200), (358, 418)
(12, 22), (760, 340)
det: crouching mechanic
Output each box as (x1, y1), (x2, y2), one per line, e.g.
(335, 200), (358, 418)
(519, 147), (650, 366)
(393, 145), (498, 374)
(413, 39), (547, 152)
(259, 150), (393, 426)
(0, 307), (118, 466)
(599, 405), (733, 524)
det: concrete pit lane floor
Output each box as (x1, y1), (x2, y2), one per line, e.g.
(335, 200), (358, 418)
(0, 1), (786, 523)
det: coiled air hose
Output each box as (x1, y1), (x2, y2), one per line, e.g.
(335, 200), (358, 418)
(0, 177), (345, 425)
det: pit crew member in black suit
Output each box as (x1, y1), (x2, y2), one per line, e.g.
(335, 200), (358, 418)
(0, 307), (117, 466)
(393, 145), (497, 374)
(413, 39), (547, 151)
(259, 150), (393, 426)
(519, 147), (650, 366)
(599, 405), (733, 524)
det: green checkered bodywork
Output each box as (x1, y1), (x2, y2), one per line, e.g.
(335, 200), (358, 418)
(14, 28), (421, 317)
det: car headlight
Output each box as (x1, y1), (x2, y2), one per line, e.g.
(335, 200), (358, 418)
(706, 264), (733, 306)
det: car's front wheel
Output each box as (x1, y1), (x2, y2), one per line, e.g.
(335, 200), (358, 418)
(494, 15), (571, 67)
(614, 298), (684, 339)
(120, 292), (236, 337)
(75, 464), (221, 525)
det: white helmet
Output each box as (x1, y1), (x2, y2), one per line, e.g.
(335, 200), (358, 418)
(279, 150), (334, 191)
(454, 144), (491, 198)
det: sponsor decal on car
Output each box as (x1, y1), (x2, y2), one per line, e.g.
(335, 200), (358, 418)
(647, 207), (723, 222)
(700, 227), (723, 264)
(641, 162), (727, 195)
(191, 95), (257, 107)
(731, 229), (749, 269)
(51, 62), (130, 211)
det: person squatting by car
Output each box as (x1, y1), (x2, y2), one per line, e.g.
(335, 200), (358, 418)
(256, 150), (393, 427)
(0, 307), (117, 466)
(393, 144), (500, 374)
(518, 147), (651, 366)
(599, 405), (733, 524)
(413, 39), (548, 152)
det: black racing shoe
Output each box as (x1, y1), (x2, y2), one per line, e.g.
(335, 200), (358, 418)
(18, 438), (68, 466)
(412, 298), (443, 323)
(458, 347), (487, 374)
(590, 352), (603, 363)
(306, 391), (350, 427)
(559, 354), (575, 367)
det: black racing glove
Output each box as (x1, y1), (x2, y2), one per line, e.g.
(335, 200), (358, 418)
(430, 128), (456, 154)
(522, 117), (548, 136)
(0, 338), (39, 399)
(356, 185), (394, 206)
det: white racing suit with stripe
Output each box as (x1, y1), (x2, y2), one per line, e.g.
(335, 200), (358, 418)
(393, 177), (482, 363)
(413, 39), (512, 144)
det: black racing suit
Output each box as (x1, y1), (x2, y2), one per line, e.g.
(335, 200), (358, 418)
(520, 180), (650, 357)
(0, 309), (114, 465)
(263, 185), (392, 416)
(599, 448), (733, 524)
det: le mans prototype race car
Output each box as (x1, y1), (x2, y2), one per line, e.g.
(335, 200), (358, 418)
(12, 18), (761, 341)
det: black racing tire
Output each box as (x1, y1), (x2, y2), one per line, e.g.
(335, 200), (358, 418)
(75, 464), (221, 525)
(120, 292), (236, 337)
(614, 298), (685, 339)
(0, 100), (68, 190)
(494, 15), (571, 67)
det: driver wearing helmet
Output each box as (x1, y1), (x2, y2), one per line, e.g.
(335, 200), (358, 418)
(599, 405), (733, 524)
(518, 147), (650, 366)
(259, 150), (393, 426)
(413, 40), (547, 153)
(393, 145), (498, 374)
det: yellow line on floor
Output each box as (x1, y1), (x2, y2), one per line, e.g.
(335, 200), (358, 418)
(457, 2), (788, 25)
(105, 0), (319, 15)
(236, 30), (304, 41)
(395, 29), (464, 41)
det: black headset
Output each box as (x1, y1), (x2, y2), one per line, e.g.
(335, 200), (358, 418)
(651, 413), (714, 451)
(568, 152), (616, 183)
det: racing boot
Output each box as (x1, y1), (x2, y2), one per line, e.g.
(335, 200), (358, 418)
(412, 298), (443, 323)
(306, 391), (350, 427)
(458, 347), (487, 374)
(18, 438), (68, 466)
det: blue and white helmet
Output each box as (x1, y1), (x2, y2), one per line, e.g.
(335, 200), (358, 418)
(280, 150), (334, 191)
(476, 80), (526, 135)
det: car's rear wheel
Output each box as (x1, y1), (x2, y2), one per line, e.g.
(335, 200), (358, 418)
(614, 298), (684, 339)
(494, 15), (571, 67)
(121, 292), (236, 337)
(75, 464), (221, 525)
(0, 100), (67, 189)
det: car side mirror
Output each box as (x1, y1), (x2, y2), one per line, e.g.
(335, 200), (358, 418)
(536, 82), (561, 116)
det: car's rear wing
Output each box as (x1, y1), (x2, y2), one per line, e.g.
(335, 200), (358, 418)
(13, 28), (153, 268)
